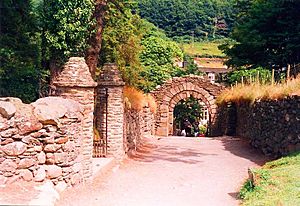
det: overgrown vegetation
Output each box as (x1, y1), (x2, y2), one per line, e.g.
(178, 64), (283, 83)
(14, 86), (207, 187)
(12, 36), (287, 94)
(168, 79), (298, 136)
(240, 152), (300, 206)
(124, 86), (157, 113)
(217, 75), (300, 104)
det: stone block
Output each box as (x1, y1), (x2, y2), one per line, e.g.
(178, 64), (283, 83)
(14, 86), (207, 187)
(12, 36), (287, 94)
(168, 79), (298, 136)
(18, 158), (36, 169)
(45, 165), (62, 179)
(2, 142), (27, 156)
(34, 167), (46, 182)
(0, 101), (16, 119)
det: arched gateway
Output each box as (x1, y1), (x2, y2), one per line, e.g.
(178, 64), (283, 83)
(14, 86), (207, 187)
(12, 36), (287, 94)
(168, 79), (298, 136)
(151, 75), (224, 136)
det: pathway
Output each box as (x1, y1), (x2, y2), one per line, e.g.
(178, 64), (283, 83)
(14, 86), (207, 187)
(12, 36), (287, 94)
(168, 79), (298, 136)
(56, 136), (268, 206)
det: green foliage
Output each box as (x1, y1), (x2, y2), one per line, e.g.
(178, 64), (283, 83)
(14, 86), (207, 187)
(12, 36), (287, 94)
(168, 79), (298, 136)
(100, 1), (143, 86)
(138, 0), (238, 39)
(42, 0), (95, 64)
(0, 0), (41, 103)
(174, 96), (203, 127)
(137, 22), (184, 92)
(240, 152), (300, 206)
(226, 67), (271, 85)
(222, 0), (300, 70)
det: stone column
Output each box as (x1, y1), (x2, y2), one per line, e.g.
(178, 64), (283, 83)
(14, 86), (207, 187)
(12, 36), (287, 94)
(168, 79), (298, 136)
(96, 63), (125, 159)
(53, 57), (97, 182)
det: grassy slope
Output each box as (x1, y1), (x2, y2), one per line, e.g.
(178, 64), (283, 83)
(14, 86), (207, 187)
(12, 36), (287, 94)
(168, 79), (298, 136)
(240, 152), (300, 206)
(181, 41), (225, 57)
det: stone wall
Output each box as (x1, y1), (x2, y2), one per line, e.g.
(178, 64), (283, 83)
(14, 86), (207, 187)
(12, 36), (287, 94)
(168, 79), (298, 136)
(124, 106), (154, 153)
(216, 95), (300, 157)
(0, 97), (85, 188)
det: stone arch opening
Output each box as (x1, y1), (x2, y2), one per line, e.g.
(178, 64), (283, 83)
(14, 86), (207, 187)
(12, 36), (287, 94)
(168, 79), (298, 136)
(151, 75), (224, 137)
(169, 91), (212, 136)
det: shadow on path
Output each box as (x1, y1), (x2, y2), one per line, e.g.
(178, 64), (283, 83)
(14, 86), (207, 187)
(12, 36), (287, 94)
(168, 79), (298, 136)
(219, 136), (270, 166)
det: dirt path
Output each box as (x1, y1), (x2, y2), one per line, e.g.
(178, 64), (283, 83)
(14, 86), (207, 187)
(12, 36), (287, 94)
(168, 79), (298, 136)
(56, 136), (268, 206)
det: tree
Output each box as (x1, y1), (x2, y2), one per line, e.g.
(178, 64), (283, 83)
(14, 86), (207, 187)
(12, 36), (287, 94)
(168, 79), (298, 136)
(222, 0), (300, 71)
(138, 21), (184, 92)
(138, 0), (237, 39)
(41, 0), (94, 78)
(0, 0), (40, 102)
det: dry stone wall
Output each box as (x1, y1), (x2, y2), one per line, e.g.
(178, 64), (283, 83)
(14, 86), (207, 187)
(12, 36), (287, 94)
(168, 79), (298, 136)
(0, 97), (85, 187)
(216, 95), (300, 157)
(124, 106), (154, 153)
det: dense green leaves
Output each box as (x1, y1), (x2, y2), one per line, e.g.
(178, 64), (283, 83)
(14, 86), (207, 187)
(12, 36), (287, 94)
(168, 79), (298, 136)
(138, 0), (237, 39)
(222, 0), (300, 69)
(42, 0), (95, 64)
(0, 0), (40, 102)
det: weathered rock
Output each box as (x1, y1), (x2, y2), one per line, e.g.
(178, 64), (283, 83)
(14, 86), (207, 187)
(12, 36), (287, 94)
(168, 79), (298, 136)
(37, 151), (46, 164)
(0, 138), (14, 145)
(46, 153), (55, 164)
(62, 141), (75, 152)
(45, 165), (62, 179)
(3, 172), (14, 177)
(20, 169), (33, 181)
(34, 145), (43, 152)
(34, 167), (46, 182)
(44, 144), (61, 152)
(32, 97), (83, 125)
(17, 120), (43, 135)
(0, 128), (18, 138)
(0, 100), (16, 119)
(21, 136), (41, 145)
(54, 153), (67, 164)
(0, 159), (17, 173)
(18, 158), (36, 169)
(2, 142), (27, 156)
(0, 117), (10, 132)
(55, 137), (69, 144)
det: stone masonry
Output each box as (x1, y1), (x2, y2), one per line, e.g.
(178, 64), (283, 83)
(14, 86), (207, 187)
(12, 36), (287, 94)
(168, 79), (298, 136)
(53, 57), (97, 181)
(96, 64), (125, 159)
(216, 95), (300, 157)
(151, 75), (224, 136)
(0, 97), (84, 188)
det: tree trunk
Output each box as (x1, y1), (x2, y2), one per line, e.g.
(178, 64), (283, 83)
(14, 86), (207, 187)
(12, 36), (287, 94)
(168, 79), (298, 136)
(85, 0), (108, 78)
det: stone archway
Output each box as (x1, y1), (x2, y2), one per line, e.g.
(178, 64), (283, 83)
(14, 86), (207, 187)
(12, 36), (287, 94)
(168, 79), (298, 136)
(151, 75), (224, 136)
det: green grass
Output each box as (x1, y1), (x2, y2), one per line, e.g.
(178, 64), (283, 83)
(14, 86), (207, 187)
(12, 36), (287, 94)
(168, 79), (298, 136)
(181, 40), (225, 57)
(240, 152), (300, 206)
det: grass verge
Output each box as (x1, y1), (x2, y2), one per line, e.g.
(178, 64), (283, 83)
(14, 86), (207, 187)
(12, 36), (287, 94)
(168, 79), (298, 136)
(240, 152), (300, 206)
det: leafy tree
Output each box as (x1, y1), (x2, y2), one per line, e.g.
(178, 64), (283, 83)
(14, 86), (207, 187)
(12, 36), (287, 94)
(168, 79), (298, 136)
(0, 0), (40, 102)
(222, 0), (300, 71)
(138, 21), (184, 92)
(41, 0), (94, 77)
(138, 0), (237, 39)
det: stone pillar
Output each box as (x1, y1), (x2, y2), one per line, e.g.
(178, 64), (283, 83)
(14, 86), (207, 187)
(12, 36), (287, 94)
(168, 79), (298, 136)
(53, 57), (97, 182)
(96, 63), (125, 159)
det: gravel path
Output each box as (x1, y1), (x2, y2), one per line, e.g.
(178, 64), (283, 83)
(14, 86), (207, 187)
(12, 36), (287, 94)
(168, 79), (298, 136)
(56, 136), (268, 206)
